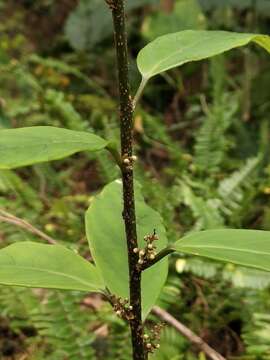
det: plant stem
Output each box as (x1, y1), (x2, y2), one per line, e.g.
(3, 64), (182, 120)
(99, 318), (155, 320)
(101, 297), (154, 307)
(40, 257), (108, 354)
(141, 247), (175, 271)
(106, 1), (146, 359)
(0, 209), (57, 245)
(133, 77), (148, 109)
(106, 142), (123, 170)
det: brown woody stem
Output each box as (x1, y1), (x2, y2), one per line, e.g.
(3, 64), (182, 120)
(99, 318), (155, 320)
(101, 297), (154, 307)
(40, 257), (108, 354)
(106, 0), (146, 359)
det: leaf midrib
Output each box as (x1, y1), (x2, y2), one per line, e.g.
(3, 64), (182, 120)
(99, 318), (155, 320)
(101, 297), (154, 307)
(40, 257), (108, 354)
(177, 244), (270, 256)
(1, 140), (102, 148)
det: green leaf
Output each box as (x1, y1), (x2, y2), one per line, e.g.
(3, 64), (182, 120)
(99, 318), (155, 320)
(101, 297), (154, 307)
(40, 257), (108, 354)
(0, 242), (104, 292)
(142, 0), (206, 41)
(85, 180), (168, 320)
(0, 126), (107, 169)
(137, 30), (270, 80)
(173, 229), (270, 272)
(65, 0), (158, 51)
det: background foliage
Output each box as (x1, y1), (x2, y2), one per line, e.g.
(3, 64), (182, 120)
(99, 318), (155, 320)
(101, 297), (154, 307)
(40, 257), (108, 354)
(0, 0), (270, 358)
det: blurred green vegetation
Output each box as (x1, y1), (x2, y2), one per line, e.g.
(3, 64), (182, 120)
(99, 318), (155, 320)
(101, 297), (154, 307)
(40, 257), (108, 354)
(0, 0), (270, 359)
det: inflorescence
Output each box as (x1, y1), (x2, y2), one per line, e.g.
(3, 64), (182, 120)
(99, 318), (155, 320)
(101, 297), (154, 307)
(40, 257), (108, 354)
(143, 323), (164, 354)
(133, 230), (159, 267)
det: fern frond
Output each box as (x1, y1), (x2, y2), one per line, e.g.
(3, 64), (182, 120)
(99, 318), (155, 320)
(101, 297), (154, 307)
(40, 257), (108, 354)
(106, 317), (131, 360)
(223, 265), (270, 290)
(36, 291), (97, 360)
(176, 258), (220, 280)
(44, 89), (88, 131)
(179, 180), (224, 230)
(0, 287), (98, 359)
(194, 56), (238, 174)
(0, 169), (42, 211)
(194, 95), (235, 174)
(217, 156), (261, 219)
(243, 312), (270, 359)
(0, 286), (40, 330)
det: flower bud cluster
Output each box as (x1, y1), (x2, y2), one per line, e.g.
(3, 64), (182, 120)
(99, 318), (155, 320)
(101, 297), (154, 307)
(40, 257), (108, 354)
(110, 295), (134, 321)
(143, 323), (163, 354)
(134, 230), (159, 266)
(122, 154), (138, 171)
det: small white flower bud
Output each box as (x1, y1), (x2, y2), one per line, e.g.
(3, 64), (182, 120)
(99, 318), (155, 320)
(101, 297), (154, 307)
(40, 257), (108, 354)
(123, 158), (130, 165)
(149, 254), (155, 260)
(128, 305), (133, 310)
(139, 250), (145, 257)
(143, 334), (149, 340)
(116, 310), (121, 316)
(131, 155), (137, 161)
(147, 244), (153, 249)
(138, 259), (144, 265)
(133, 247), (139, 253)
(146, 343), (152, 349)
(156, 344), (160, 349)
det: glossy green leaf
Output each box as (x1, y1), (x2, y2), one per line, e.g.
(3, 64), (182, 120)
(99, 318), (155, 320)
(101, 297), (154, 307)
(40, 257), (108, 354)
(173, 229), (270, 272)
(0, 126), (107, 169)
(0, 242), (104, 292)
(85, 180), (168, 320)
(137, 30), (270, 80)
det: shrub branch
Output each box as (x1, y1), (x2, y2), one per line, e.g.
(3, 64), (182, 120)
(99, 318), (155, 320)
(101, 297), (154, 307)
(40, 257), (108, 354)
(106, 0), (146, 359)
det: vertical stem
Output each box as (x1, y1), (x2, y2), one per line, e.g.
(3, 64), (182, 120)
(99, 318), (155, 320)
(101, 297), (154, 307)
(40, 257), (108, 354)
(106, 1), (146, 359)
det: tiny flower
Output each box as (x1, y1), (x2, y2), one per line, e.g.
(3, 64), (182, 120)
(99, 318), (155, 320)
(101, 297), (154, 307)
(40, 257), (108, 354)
(133, 247), (139, 253)
(123, 158), (130, 164)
